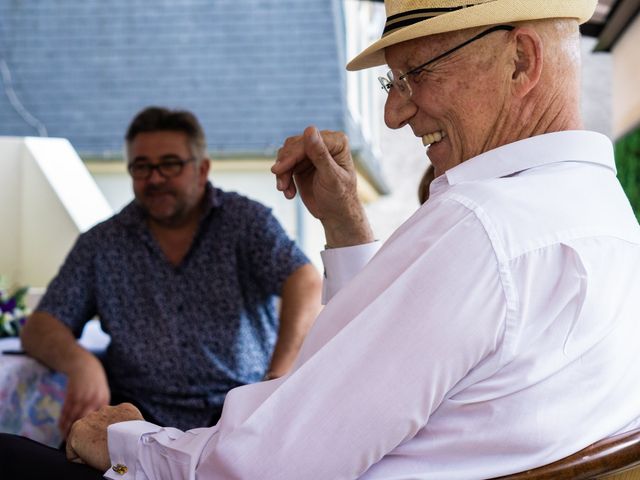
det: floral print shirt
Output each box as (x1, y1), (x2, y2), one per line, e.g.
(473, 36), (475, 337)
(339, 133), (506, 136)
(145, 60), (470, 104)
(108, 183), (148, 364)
(37, 183), (309, 430)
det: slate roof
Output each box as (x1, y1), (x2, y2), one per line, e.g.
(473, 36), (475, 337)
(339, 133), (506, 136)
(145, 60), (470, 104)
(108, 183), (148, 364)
(0, 1), (351, 158)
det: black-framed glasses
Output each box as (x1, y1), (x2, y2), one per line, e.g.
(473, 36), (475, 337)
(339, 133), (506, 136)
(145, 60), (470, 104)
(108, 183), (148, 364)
(127, 156), (195, 180)
(378, 25), (515, 99)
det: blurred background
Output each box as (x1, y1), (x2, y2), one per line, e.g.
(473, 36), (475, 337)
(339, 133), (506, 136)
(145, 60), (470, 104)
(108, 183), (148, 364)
(1, 0), (638, 290)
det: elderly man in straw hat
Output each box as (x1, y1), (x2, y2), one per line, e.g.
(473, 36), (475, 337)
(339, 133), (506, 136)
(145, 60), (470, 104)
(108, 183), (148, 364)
(2, 0), (640, 479)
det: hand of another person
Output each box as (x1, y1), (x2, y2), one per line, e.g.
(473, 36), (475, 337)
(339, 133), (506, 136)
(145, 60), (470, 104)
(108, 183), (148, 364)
(272, 126), (374, 247)
(59, 353), (111, 439)
(66, 403), (143, 471)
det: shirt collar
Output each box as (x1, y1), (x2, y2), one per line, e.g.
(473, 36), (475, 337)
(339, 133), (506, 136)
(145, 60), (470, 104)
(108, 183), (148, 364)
(444, 131), (615, 186)
(202, 181), (223, 214)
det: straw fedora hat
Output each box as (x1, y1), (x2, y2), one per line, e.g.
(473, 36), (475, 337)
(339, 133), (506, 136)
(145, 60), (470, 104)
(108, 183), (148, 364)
(347, 0), (598, 71)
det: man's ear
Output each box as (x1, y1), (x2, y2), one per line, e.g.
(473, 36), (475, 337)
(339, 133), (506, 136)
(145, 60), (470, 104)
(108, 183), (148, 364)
(510, 27), (543, 98)
(199, 157), (211, 182)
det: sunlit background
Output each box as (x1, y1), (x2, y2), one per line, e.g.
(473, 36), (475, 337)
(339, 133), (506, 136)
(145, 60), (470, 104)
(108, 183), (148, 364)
(1, 0), (638, 289)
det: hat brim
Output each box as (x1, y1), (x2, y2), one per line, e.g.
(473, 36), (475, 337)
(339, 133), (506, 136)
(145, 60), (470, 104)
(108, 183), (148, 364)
(346, 0), (598, 71)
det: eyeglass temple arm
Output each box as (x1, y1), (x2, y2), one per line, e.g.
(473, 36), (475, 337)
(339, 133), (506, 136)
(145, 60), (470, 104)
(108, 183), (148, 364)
(403, 25), (515, 79)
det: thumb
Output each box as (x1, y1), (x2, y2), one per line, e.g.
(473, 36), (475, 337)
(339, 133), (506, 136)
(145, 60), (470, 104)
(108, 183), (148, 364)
(65, 432), (80, 462)
(302, 126), (340, 175)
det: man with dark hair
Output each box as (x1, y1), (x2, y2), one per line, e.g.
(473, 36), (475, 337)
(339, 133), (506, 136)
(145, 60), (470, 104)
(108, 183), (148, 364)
(19, 106), (322, 436)
(125, 107), (207, 160)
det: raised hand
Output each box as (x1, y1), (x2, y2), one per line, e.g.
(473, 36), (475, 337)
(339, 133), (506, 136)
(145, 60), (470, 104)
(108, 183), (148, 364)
(272, 126), (374, 248)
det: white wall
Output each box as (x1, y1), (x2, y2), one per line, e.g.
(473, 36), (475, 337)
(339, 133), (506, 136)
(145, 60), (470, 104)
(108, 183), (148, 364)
(581, 36), (613, 137)
(611, 14), (640, 139)
(344, 0), (387, 157)
(0, 137), (112, 289)
(0, 138), (23, 284)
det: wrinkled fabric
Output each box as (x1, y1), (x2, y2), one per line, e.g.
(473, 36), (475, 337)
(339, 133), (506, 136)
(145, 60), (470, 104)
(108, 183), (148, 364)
(107, 132), (640, 480)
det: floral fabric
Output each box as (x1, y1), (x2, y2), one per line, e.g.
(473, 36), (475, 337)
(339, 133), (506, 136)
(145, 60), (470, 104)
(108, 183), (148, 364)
(0, 284), (29, 338)
(0, 352), (66, 447)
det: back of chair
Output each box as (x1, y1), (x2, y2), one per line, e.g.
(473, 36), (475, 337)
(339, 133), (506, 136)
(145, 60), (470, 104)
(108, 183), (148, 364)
(490, 427), (640, 480)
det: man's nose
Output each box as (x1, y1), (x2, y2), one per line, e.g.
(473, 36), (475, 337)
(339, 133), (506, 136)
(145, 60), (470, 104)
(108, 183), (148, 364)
(384, 90), (418, 129)
(147, 166), (166, 184)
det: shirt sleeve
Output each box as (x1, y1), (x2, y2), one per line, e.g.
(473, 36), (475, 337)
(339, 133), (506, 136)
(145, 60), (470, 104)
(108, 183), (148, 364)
(105, 421), (216, 480)
(114, 198), (508, 479)
(320, 241), (380, 303)
(242, 201), (310, 294)
(104, 421), (162, 480)
(35, 232), (98, 336)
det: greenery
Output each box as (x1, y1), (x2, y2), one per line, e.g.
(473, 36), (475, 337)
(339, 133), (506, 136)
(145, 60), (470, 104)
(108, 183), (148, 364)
(0, 279), (30, 338)
(615, 128), (640, 222)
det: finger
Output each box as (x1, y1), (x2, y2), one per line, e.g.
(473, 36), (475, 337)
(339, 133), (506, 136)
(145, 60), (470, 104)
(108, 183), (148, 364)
(275, 169), (296, 196)
(65, 439), (87, 464)
(319, 130), (353, 170)
(273, 140), (304, 198)
(282, 179), (298, 199)
(272, 136), (305, 175)
(117, 402), (144, 419)
(65, 428), (79, 461)
(302, 126), (341, 175)
(66, 444), (77, 461)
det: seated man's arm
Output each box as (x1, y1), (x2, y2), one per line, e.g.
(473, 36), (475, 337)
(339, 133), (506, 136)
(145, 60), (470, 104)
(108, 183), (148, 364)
(320, 241), (380, 303)
(80, 199), (505, 480)
(67, 128), (504, 479)
(66, 403), (210, 478)
(21, 311), (110, 438)
(266, 263), (322, 379)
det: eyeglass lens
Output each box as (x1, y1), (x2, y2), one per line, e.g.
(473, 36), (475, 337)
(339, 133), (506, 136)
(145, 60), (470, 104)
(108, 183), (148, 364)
(378, 69), (410, 97)
(128, 157), (191, 179)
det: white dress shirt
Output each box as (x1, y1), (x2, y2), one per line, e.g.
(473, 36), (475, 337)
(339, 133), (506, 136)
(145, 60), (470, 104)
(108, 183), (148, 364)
(105, 131), (640, 480)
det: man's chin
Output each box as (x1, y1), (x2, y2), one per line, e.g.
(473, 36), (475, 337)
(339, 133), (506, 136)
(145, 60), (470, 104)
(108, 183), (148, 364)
(427, 140), (465, 175)
(138, 201), (175, 221)
(426, 137), (449, 164)
(139, 197), (175, 218)
(147, 208), (192, 228)
(148, 210), (179, 225)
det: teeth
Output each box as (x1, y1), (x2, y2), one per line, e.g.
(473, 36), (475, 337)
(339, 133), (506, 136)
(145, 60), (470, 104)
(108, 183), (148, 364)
(422, 131), (447, 146)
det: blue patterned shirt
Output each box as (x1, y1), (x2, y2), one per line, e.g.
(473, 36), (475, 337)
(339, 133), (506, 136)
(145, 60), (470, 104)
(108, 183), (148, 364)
(37, 182), (309, 429)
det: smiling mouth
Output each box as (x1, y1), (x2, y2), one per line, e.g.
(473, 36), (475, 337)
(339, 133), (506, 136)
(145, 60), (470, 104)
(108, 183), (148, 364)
(422, 131), (447, 147)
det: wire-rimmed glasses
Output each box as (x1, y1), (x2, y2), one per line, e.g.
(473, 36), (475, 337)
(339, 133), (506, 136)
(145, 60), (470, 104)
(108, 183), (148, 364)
(378, 25), (515, 99)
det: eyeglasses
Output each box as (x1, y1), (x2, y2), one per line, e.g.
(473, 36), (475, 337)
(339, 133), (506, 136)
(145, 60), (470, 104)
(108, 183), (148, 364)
(378, 25), (514, 99)
(127, 156), (195, 180)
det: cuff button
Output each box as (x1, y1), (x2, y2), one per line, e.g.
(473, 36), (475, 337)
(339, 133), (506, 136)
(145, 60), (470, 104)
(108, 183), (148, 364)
(112, 464), (128, 475)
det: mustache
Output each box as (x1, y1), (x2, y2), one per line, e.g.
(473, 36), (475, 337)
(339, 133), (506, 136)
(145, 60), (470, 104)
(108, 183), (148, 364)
(143, 185), (175, 196)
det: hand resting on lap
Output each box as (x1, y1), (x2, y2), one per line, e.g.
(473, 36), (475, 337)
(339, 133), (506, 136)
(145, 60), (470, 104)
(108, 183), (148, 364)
(66, 403), (143, 471)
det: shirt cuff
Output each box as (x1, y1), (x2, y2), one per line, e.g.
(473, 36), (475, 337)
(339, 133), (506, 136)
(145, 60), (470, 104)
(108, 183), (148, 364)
(320, 241), (380, 304)
(104, 420), (163, 479)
